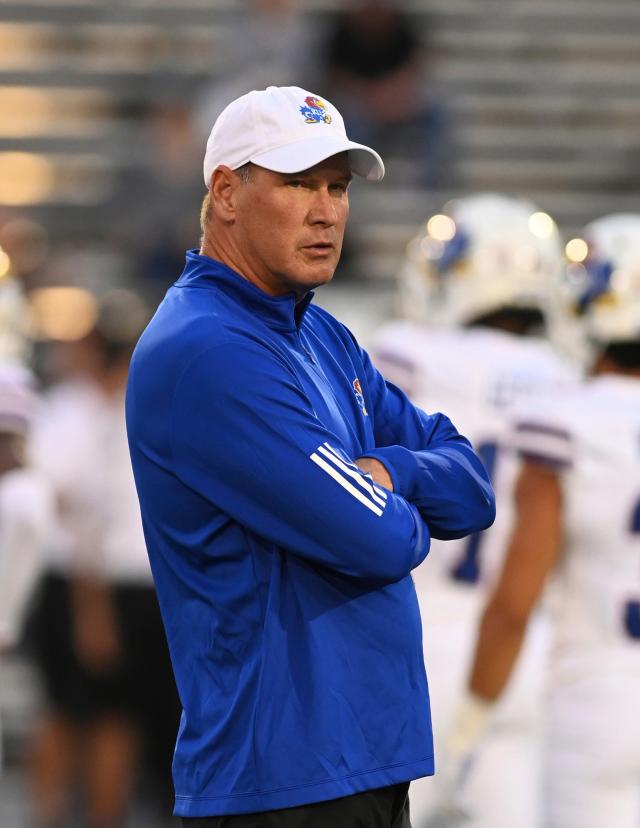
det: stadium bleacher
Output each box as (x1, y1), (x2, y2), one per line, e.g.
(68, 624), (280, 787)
(1, 0), (640, 277)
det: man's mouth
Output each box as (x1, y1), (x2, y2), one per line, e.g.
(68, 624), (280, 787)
(302, 242), (335, 255)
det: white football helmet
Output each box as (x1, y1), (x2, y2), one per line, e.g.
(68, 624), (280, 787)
(554, 214), (640, 359)
(399, 193), (563, 327)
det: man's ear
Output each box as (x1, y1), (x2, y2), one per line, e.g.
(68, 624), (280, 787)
(210, 165), (241, 223)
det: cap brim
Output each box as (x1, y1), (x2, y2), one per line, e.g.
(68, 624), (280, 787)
(250, 135), (385, 182)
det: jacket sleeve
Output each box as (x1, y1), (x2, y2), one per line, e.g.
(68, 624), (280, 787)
(358, 347), (496, 541)
(169, 341), (430, 584)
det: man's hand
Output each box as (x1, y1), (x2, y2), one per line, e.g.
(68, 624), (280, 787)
(355, 456), (393, 491)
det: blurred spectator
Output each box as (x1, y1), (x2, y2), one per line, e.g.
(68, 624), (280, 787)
(194, 0), (320, 141)
(108, 102), (203, 304)
(0, 275), (51, 774)
(0, 364), (48, 651)
(322, 0), (448, 187)
(28, 292), (179, 828)
(0, 363), (52, 770)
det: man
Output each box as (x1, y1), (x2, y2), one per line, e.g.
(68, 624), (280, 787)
(373, 194), (578, 828)
(434, 213), (640, 828)
(126, 85), (495, 827)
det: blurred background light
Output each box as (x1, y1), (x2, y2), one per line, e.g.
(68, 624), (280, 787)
(0, 87), (112, 138)
(0, 153), (55, 205)
(565, 238), (589, 263)
(528, 212), (556, 240)
(30, 286), (98, 341)
(427, 214), (456, 242)
(0, 88), (55, 137)
(0, 152), (113, 206)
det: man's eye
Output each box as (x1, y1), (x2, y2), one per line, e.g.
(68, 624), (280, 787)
(287, 180), (304, 188)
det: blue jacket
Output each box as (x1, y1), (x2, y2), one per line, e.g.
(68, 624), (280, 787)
(126, 251), (495, 817)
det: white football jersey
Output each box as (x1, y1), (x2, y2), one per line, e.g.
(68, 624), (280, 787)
(515, 375), (640, 828)
(0, 467), (53, 646)
(374, 321), (579, 592)
(373, 321), (579, 828)
(514, 374), (640, 681)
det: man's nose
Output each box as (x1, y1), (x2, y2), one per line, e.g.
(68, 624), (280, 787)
(308, 187), (338, 226)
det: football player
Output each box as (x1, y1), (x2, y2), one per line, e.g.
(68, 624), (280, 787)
(438, 213), (640, 828)
(373, 194), (580, 828)
(0, 363), (51, 651)
(0, 270), (48, 654)
(0, 362), (53, 772)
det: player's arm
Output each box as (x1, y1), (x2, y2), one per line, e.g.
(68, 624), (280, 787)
(356, 346), (496, 540)
(70, 575), (122, 671)
(469, 458), (563, 701)
(424, 458), (564, 827)
(168, 341), (431, 585)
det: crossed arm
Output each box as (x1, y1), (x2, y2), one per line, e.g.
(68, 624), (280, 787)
(356, 456), (394, 492)
(170, 340), (495, 584)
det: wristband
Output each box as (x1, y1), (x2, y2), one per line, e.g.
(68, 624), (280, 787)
(446, 691), (494, 757)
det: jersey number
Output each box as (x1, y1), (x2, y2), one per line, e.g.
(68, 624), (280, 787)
(450, 441), (497, 584)
(626, 500), (640, 640)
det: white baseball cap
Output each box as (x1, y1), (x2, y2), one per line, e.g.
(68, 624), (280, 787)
(203, 86), (385, 186)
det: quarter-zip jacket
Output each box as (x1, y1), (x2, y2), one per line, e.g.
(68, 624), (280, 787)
(126, 251), (495, 817)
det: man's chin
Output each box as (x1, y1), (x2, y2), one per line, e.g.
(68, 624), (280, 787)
(297, 263), (336, 291)
(313, 263), (336, 283)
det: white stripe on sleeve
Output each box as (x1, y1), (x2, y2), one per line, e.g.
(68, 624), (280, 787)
(310, 452), (384, 517)
(324, 443), (387, 500)
(317, 445), (388, 508)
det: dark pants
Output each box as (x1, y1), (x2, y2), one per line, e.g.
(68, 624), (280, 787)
(181, 782), (411, 827)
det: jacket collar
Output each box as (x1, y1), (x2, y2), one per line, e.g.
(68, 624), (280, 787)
(176, 249), (314, 332)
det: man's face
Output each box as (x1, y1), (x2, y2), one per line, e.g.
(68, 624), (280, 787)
(232, 154), (351, 298)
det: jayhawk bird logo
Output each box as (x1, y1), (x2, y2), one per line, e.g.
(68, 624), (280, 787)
(353, 378), (368, 416)
(299, 96), (332, 124)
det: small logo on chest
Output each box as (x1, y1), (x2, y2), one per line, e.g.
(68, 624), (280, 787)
(352, 378), (368, 416)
